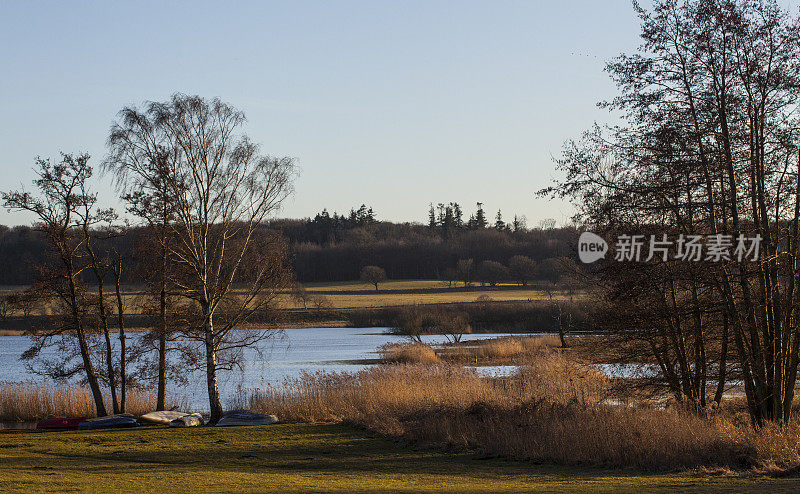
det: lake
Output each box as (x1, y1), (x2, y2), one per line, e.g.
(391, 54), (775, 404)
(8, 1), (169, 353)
(0, 327), (525, 411)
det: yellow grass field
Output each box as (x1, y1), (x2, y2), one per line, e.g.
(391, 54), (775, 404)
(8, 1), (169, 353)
(0, 280), (580, 315)
(284, 288), (577, 309)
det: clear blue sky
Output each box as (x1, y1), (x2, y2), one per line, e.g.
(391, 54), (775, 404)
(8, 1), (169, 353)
(1, 1), (651, 226)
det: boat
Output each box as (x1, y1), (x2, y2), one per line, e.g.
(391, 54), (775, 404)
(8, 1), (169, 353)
(77, 414), (138, 430)
(169, 413), (205, 428)
(36, 417), (87, 430)
(140, 410), (189, 425)
(216, 410), (278, 427)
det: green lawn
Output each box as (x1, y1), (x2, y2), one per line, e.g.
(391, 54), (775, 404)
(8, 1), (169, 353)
(0, 423), (797, 493)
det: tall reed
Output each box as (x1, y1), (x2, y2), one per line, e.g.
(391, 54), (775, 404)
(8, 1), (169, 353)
(238, 353), (800, 471)
(0, 381), (182, 421)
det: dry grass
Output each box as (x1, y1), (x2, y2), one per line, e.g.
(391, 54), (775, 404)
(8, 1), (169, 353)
(237, 350), (800, 472)
(380, 335), (563, 365)
(378, 342), (440, 364)
(441, 335), (562, 364)
(240, 353), (611, 425)
(236, 354), (741, 470)
(0, 382), (182, 421)
(717, 419), (800, 470)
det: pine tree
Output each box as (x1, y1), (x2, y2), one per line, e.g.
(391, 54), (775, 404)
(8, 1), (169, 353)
(451, 202), (463, 229)
(495, 210), (505, 230)
(512, 215), (524, 232)
(474, 202), (487, 229)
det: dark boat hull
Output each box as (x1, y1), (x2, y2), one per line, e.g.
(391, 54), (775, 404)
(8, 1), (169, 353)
(78, 415), (138, 430)
(36, 417), (87, 430)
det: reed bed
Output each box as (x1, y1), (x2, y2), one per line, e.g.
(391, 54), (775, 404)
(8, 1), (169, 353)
(443, 335), (562, 363)
(378, 342), (439, 364)
(0, 381), (181, 421)
(379, 335), (563, 365)
(239, 352), (800, 471)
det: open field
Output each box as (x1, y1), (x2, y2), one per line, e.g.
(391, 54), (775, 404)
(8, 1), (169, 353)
(0, 280), (581, 323)
(291, 287), (578, 309)
(0, 424), (797, 493)
(303, 279), (456, 291)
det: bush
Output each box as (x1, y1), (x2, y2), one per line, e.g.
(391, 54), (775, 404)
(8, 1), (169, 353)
(378, 343), (439, 364)
(390, 306), (471, 342)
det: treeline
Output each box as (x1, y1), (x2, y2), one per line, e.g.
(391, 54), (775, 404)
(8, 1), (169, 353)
(0, 212), (574, 285)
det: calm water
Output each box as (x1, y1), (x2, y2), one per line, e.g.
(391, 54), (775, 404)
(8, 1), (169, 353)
(0, 327), (523, 411)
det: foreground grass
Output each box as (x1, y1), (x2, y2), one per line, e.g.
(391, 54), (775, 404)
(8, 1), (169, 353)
(0, 423), (796, 493)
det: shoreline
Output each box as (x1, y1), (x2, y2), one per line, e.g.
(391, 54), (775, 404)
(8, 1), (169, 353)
(0, 319), (352, 337)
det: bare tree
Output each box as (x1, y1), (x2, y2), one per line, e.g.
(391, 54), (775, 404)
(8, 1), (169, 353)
(290, 282), (313, 309)
(78, 195), (121, 414)
(7, 290), (37, 318)
(0, 294), (10, 321)
(105, 106), (180, 411)
(360, 265), (386, 291)
(442, 267), (458, 288)
(150, 94), (295, 423)
(545, 0), (800, 424)
(456, 259), (474, 287)
(3, 154), (108, 416)
(110, 250), (128, 412)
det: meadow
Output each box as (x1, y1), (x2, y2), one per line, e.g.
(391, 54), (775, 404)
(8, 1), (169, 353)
(3, 424), (796, 493)
(0, 280), (578, 314)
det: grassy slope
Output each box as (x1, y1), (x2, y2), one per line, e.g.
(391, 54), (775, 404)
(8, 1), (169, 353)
(0, 424), (797, 493)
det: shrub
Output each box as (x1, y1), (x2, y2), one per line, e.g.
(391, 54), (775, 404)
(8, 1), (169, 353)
(378, 343), (439, 364)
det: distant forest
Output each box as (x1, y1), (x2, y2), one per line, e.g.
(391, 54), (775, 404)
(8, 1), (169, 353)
(0, 203), (574, 285)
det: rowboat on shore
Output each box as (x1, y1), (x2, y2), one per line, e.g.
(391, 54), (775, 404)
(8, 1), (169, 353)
(36, 417), (87, 430)
(77, 414), (138, 431)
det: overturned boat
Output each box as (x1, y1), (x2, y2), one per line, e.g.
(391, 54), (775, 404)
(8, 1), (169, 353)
(77, 414), (138, 431)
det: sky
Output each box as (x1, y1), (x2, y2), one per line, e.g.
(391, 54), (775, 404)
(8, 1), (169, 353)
(0, 1), (659, 226)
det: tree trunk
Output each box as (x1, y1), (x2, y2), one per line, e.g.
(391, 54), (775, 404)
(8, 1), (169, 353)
(156, 199), (169, 411)
(84, 233), (118, 414)
(97, 279), (119, 414)
(714, 312), (728, 406)
(113, 261), (127, 413)
(157, 275), (167, 411)
(204, 313), (223, 423)
(65, 260), (107, 417)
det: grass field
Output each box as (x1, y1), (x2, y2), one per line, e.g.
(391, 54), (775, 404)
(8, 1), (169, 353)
(293, 287), (575, 309)
(0, 280), (578, 316)
(0, 424), (797, 493)
(303, 280), (455, 291)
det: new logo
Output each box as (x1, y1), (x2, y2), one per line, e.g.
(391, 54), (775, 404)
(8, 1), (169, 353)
(578, 232), (608, 263)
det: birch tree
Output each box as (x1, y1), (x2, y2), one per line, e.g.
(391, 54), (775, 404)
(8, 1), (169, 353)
(151, 94), (294, 423)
